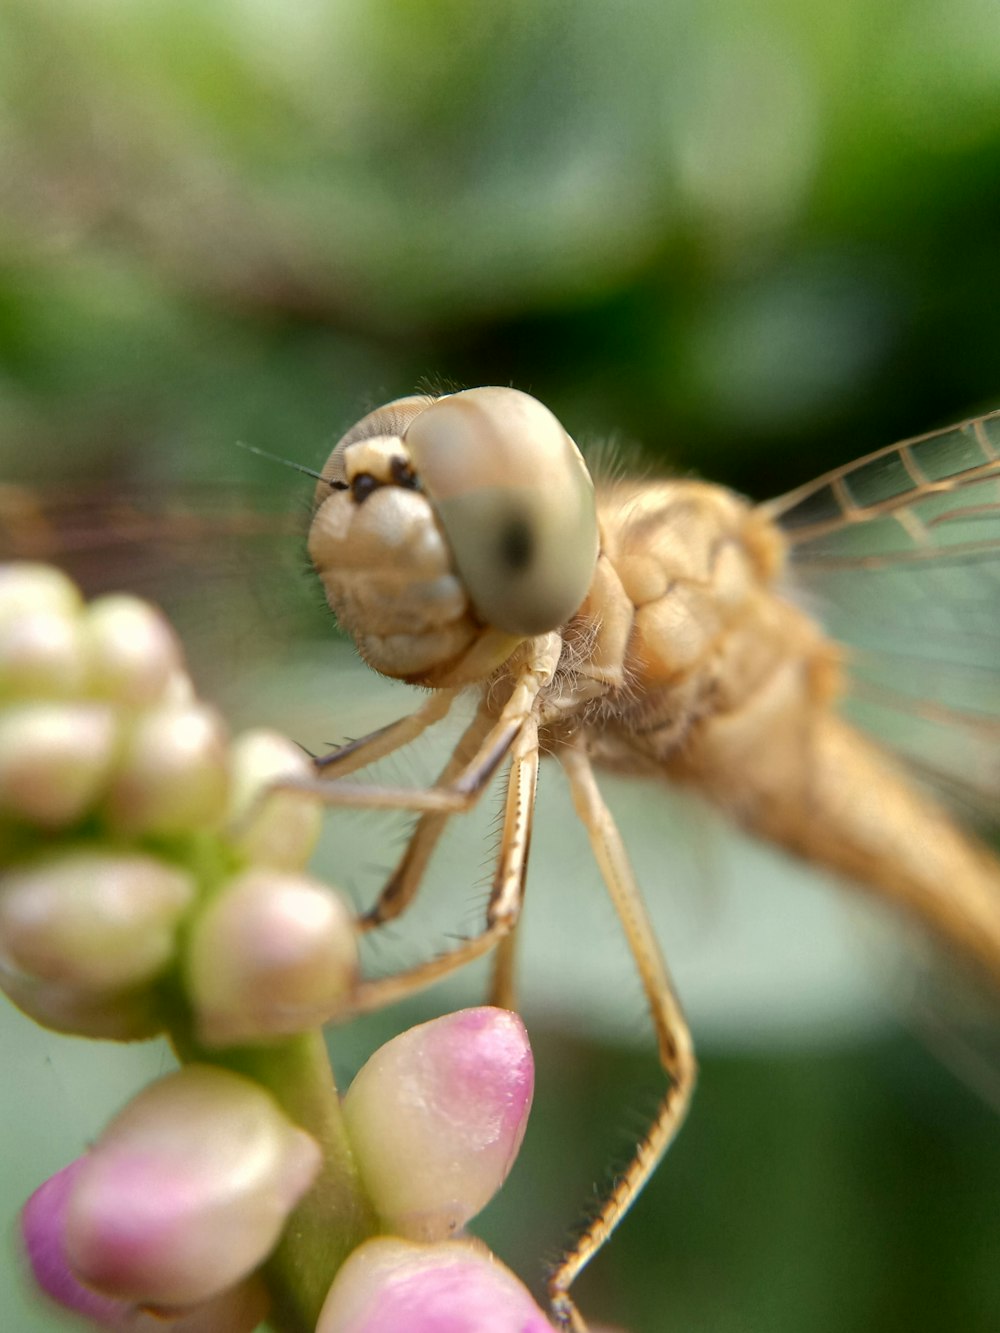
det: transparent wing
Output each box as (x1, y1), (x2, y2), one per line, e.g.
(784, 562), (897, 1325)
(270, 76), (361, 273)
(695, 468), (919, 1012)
(0, 476), (344, 718)
(0, 479), (304, 585)
(763, 409), (1000, 824)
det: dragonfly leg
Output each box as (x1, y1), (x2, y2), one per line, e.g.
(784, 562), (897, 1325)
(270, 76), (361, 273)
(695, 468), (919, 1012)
(550, 740), (697, 1333)
(267, 634), (561, 816)
(312, 689), (458, 778)
(336, 714), (540, 1017)
(358, 703), (496, 932)
(487, 925), (520, 1011)
(356, 698), (525, 1011)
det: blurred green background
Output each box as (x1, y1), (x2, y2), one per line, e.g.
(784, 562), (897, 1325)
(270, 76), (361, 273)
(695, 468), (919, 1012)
(1, 1), (999, 1331)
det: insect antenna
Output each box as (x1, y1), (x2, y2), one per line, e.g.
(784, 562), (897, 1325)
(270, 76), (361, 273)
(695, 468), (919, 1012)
(235, 440), (326, 483)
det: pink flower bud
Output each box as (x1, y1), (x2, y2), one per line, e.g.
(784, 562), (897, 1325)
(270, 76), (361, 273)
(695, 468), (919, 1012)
(0, 702), (117, 826)
(63, 1066), (321, 1307)
(343, 1008), (533, 1241)
(185, 867), (358, 1045)
(83, 595), (185, 709)
(22, 1160), (269, 1331)
(22, 1159), (126, 1326)
(316, 1237), (556, 1333)
(226, 729), (322, 869)
(0, 849), (194, 990)
(105, 703), (229, 835)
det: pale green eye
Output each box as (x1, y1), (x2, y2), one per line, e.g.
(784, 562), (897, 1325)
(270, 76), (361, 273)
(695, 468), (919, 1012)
(404, 388), (599, 636)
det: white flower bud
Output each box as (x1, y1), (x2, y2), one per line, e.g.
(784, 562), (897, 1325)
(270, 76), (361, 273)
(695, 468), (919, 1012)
(0, 849), (194, 990)
(0, 703), (117, 827)
(83, 594), (185, 708)
(0, 564), (82, 625)
(0, 606), (85, 698)
(226, 729), (321, 869)
(342, 1008), (534, 1241)
(0, 961), (163, 1039)
(65, 1066), (321, 1307)
(105, 703), (229, 835)
(186, 867), (358, 1046)
(160, 668), (196, 707)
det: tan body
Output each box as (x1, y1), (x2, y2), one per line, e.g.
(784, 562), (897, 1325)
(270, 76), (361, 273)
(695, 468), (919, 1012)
(564, 476), (1000, 985)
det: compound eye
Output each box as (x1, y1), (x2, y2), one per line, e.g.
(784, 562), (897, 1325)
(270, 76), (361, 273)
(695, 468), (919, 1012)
(404, 388), (599, 635)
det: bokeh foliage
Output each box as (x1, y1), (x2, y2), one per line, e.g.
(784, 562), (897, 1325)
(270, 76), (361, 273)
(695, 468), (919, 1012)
(3, 0), (1000, 493)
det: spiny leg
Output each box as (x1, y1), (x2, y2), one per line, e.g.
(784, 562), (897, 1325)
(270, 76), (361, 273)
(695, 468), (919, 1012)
(313, 689), (459, 778)
(338, 714), (540, 1018)
(352, 692), (527, 1012)
(269, 633), (561, 816)
(551, 740), (697, 1333)
(359, 702), (497, 932)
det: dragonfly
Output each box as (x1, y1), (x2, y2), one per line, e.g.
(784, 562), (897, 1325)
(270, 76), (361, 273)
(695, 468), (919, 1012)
(4, 387), (1000, 1330)
(275, 387), (1000, 1328)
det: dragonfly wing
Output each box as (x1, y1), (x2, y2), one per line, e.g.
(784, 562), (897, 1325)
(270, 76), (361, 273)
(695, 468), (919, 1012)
(765, 409), (1000, 825)
(766, 411), (1000, 1097)
(0, 479), (341, 698)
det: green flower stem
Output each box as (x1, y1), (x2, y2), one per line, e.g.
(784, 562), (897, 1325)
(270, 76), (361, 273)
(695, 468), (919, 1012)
(170, 1023), (378, 1333)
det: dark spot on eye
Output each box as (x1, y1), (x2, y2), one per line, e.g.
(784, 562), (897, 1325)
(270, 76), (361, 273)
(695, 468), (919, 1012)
(390, 456), (420, 490)
(498, 516), (534, 572)
(351, 473), (379, 504)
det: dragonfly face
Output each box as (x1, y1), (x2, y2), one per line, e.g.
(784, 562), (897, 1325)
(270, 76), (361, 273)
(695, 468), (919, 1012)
(308, 387), (599, 685)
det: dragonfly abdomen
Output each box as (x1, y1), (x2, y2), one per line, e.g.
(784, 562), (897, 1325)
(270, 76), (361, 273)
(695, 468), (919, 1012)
(671, 675), (1000, 986)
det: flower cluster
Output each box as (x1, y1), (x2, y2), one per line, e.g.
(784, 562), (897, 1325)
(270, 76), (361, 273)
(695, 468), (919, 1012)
(22, 1012), (545, 1333)
(1, 563), (555, 1332)
(0, 562), (355, 1044)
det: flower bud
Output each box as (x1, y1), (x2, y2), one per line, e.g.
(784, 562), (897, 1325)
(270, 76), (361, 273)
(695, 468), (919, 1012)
(0, 962), (162, 1039)
(0, 702), (117, 827)
(160, 669), (196, 707)
(0, 563), (82, 625)
(137, 1281), (270, 1332)
(343, 1008), (533, 1241)
(316, 1237), (556, 1333)
(140, 1281), (270, 1333)
(186, 867), (358, 1046)
(0, 849), (194, 990)
(22, 1159), (270, 1332)
(83, 595), (185, 709)
(64, 1066), (321, 1307)
(226, 729), (322, 869)
(0, 605), (85, 699)
(22, 1160), (125, 1327)
(105, 702), (229, 835)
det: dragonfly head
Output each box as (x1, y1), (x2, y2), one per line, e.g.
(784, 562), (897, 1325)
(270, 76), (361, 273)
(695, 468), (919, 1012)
(309, 387), (599, 686)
